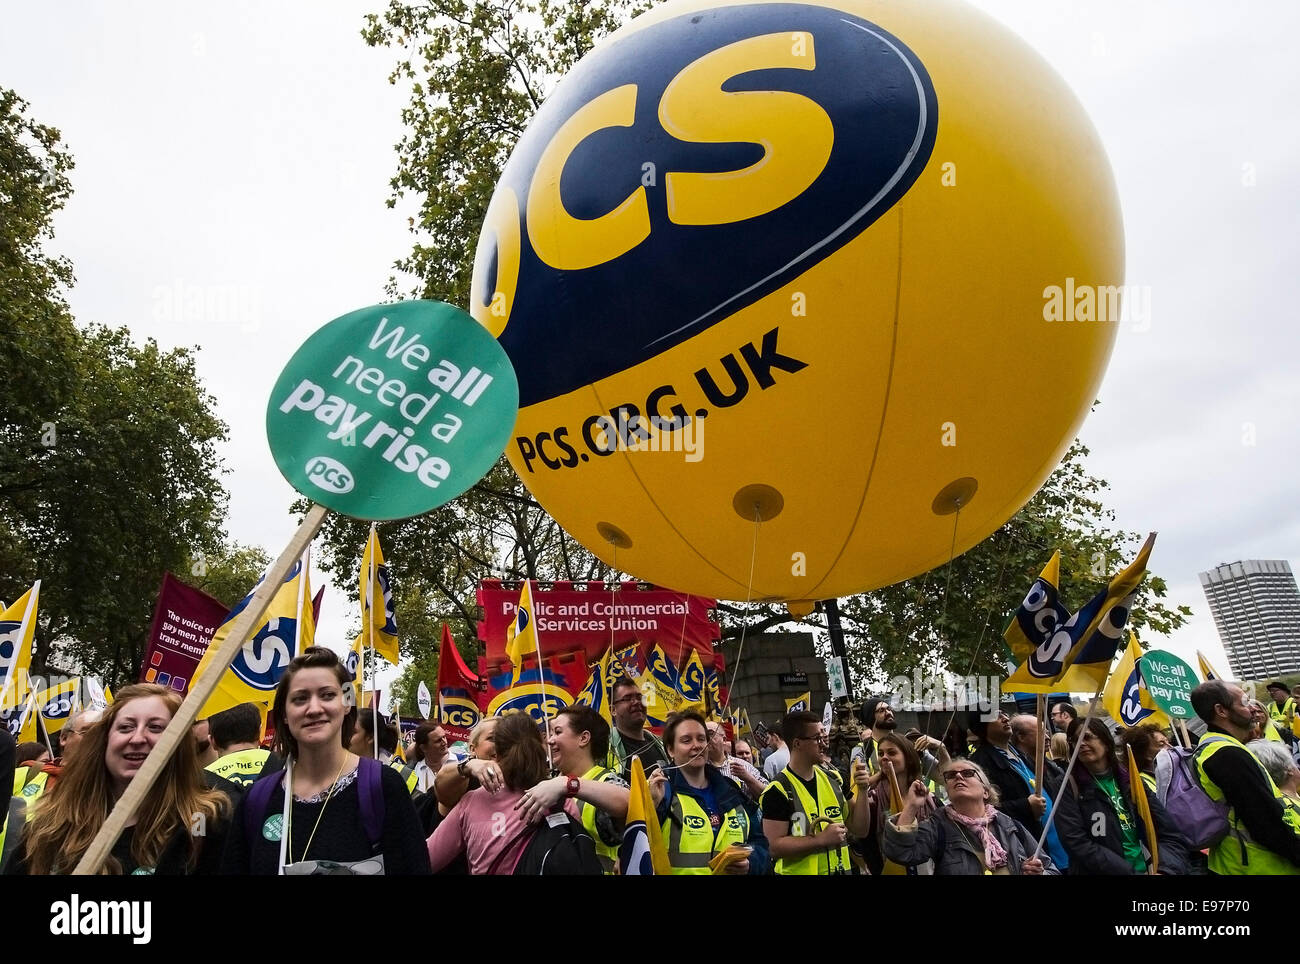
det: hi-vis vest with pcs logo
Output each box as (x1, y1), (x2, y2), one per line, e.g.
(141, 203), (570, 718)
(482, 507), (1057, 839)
(661, 786), (750, 875)
(766, 765), (851, 875)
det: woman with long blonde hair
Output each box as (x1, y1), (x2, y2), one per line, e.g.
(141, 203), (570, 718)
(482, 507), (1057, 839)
(3, 683), (229, 875)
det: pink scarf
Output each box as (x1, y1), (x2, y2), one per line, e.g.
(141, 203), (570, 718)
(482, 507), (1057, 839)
(946, 804), (1009, 870)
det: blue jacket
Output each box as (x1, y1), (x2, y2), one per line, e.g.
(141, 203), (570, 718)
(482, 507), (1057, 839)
(656, 765), (770, 875)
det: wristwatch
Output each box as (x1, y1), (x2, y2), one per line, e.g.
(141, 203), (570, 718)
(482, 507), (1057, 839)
(565, 776), (581, 798)
(457, 758), (472, 779)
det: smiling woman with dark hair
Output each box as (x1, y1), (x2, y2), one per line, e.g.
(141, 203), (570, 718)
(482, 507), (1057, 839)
(221, 647), (429, 875)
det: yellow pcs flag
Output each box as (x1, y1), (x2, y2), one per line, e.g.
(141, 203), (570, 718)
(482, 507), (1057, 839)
(360, 526), (400, 665)
(1197, 650), (1221, 682)
(576, 645), (620, 724)
(17, 688), (40, 744)
(36, 676), (81, 736)
(1126, 745), (1158, 874)
(619, 756), (672, 875)
(505, 580), (539, 683)
(344, 632), (366, 710)
(193, 553), (316, 718)
(785, 692), (811, 713)
(1103, 633), (1171, 730)
(0, 581), (40, 707)
(1003, 552), (1067, 664)
(1004, 534), (1155, 695)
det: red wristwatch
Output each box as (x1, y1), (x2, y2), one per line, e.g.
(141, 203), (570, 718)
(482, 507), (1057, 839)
(565, 776), (582, 797)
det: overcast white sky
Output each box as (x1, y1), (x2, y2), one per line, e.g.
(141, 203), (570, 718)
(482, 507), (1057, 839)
(4, 0), (1298, 692)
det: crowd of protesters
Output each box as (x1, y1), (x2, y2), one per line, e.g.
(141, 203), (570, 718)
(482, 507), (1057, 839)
(3, 648), (1300, 875)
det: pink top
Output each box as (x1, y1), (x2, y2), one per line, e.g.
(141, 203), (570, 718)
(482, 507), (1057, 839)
(427, 787), (533, 874)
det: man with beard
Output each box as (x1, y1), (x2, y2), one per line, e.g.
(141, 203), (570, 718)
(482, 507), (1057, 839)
(607, 676), (668, 780)
(1191, 680), (1300, 874)
(851, 698), (897, 775)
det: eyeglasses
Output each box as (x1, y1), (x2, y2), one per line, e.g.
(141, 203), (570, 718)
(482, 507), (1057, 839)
(944, 768), (979, 782)
(796, 733), (829, 744)
(613, 695), (644, 706)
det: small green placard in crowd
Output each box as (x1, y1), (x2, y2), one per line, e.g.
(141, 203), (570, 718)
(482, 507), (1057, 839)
(1138, 649), (1199, 719)
(266, 301), (518, 520)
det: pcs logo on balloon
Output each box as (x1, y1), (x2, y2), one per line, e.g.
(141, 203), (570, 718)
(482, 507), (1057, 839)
(472, 0), (1124, 603)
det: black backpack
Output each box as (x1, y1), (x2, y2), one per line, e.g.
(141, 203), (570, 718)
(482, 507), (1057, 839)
(491, 811), (604, 875)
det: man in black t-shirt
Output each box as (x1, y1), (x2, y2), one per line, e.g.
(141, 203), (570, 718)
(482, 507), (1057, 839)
(760, 711), (870, 874)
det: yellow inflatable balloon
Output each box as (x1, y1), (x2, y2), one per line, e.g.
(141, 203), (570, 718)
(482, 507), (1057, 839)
(471, 0), (1123, 602)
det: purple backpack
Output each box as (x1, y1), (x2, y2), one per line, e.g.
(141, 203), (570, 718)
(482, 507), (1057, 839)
(1153, 738), (1230, 849)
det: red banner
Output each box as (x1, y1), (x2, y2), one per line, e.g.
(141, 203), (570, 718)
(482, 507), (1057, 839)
(477, 580), (719, 672)
(140, 572), (230, 695)
(475, 581), (721, 724)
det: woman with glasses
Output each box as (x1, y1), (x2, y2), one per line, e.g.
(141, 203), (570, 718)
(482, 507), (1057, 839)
(882, 760), (1057, 875)
(656, 710), (769, 874)
(1053, 718), (1189, 875)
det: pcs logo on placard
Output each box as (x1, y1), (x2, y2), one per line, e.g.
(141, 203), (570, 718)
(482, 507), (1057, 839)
(306, 456), (354, 494)
(474, 2), (937, 407)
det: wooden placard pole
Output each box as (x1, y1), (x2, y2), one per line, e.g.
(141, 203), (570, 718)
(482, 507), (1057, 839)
(1034, 693), (1047, 794)
(73, 502), (329, 875)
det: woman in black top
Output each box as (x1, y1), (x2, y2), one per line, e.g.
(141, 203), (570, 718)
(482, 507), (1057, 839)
(221, 647), (430, 875)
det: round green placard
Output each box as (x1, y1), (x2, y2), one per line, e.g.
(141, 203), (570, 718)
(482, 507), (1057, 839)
(1138, 649), (1200, 719)
(266, 301), (518, 520)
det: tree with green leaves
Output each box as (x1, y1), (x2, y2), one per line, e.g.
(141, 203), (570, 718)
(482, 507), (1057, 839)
(352, 3), (1190, 700)
(0, 88), (236, 686)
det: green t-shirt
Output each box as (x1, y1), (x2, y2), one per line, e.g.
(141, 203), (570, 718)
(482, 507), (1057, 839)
(1096, 772), (1147, 873)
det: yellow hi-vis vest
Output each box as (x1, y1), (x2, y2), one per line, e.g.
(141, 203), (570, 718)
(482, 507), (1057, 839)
(0, 766), (51, 859)
(576, 764), (620, 874)
(1269, 697), (1295, 730)
(1196, 732), (1300, 875)
(386, 757), (419, 794)
(1264, 698), (1293, 741)
(765, 766), (852, 875)
(661, 785), (750, 874)
(205, 747), (272, 788)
